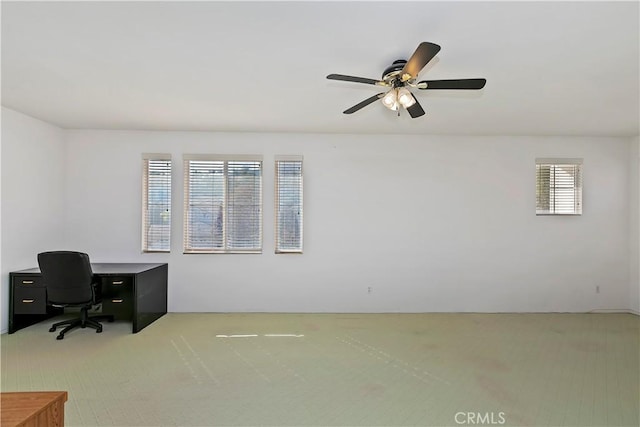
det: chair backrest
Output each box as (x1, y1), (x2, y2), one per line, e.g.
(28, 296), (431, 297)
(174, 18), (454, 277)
(37, 251), (94, 305)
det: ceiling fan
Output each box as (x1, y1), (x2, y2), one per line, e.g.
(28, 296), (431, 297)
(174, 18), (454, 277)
(326, 42), (486, 118)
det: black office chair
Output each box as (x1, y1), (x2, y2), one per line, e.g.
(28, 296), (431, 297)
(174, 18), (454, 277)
(37, 251), (114, 340)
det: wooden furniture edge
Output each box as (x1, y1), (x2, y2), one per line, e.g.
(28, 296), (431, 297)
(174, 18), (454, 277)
(1, 391), (68, 427)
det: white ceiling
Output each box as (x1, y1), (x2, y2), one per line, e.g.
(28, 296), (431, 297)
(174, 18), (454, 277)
(2, 1), (639, 136)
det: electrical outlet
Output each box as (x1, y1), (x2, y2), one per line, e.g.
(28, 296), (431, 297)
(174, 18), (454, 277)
(367, 286), (373, 294)
(596, 286), (600, 294)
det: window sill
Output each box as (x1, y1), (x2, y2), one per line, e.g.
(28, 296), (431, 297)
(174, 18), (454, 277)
(183, 250), (262, 255)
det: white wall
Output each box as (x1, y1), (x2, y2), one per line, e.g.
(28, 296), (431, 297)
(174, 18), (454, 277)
(0, 109), (2, 332)
(630, 136), (640, 314)
(63, 130), (632, 313)
(1, 107), (67, 333)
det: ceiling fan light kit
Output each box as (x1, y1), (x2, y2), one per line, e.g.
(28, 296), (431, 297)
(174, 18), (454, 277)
(397, 88), (416, 108)
(327, 42), (487, 119)
(381, 88), (416, 115)
(382, 90), (399, 110)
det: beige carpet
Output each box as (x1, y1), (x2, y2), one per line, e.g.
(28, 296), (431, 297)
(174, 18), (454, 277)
(1, 313), (638, 426)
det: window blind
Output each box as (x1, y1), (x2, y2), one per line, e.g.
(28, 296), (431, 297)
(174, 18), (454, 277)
(275, 158), (303, 253)
(183, 157), (262, 253)
(142, 157), (171, 252)
(536, 159), (582, 215)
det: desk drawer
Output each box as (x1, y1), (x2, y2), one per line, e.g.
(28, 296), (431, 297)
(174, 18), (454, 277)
(13, 276), (44, 288)
(101, 277), (133, 320)
(102, 297), (133, 320)
(13, 287), (47, 314)
(102, 277), (133, 291)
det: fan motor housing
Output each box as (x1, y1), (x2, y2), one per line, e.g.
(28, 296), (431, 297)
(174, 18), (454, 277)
(382, 59), (407, 82)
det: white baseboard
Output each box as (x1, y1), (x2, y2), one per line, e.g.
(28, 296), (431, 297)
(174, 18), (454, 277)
(589, 309), (639, 315)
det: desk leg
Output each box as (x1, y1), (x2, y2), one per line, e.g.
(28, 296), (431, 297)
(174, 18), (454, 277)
(133, 264), (168, 333)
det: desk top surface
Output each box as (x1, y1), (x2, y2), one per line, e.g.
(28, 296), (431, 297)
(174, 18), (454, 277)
(11, 263), (167, 276)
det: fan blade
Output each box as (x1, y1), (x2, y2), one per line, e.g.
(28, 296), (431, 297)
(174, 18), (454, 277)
(400, 42), (441, 81)
(418, 78), (487, 90)
(327, 74), (385, 86)
(406, 95), (425, 118)
(343, 93), (385, 114)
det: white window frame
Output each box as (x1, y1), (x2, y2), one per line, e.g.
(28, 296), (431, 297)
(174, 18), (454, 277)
(275, 156), (303, 254)
(183, 154), (263, 254)
(536, 158), (583, 215)
(142, 154), (172, 252)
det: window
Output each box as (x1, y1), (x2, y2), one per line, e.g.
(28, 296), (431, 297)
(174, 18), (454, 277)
(536, 158), (582, 215)
(183, 156), (262, 253)
(142, 156), (172, 252)
(275, 157), (303, 253)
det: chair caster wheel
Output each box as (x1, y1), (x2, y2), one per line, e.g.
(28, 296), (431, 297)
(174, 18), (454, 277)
(96, 327), (103, 333)
(49, 327), (56, 332)
(56, 334), (64, 340)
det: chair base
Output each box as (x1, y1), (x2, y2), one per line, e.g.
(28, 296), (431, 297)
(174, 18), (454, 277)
(49, 306), (114, 340)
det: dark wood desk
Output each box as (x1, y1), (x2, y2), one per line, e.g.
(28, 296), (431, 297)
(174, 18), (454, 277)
(1, 391), (67, 427)
(9, 263), (168, 334)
